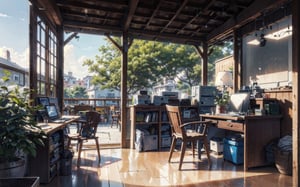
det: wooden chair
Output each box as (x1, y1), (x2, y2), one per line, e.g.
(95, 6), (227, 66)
(110, 105), (120, 129)
(73, 105), (94, 132)
(67, 111), (101, 166)
(165, 105), (211, 170)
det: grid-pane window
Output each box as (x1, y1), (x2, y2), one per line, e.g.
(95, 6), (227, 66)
(36, 16), (58, 97)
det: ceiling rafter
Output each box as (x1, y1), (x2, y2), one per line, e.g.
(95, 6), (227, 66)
(177, 0), (217, 35)
(208, 0), (289, 42)
(160, 0), (188, 33)
(145, 1), (164, 30)
(123, 0), (139, 31)
(33, 0), (289, 46)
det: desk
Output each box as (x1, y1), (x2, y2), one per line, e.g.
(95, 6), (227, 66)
(200, 114), (281, 170)
(28, 115), (80, 183)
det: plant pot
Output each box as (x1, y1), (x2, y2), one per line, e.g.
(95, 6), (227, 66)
(0, 158), (26, 178)
(216, 105), (226, 114)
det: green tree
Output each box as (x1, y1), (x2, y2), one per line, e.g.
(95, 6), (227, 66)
(72, 86), (88, 98)
(64, 88), (72, 98)
(83, 38), (232, 95)
(84, 38), (203, 94)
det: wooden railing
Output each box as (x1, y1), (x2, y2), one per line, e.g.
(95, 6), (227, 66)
(64, 98), (122, 108)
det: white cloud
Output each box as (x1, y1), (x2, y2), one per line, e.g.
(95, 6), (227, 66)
(0, 45), (91, 79)
(64, 44), (90, 79)
(0, 47), (29, 68)
(0, 13), (9, 18)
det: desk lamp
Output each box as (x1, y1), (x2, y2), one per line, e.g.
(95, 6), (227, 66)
(215, 71), (233, 92)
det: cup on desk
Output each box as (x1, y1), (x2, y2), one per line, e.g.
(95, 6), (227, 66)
(210, 107), (215, 115)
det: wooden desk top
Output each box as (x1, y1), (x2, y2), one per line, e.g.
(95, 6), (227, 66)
(200, 114), (282, 121)
(37, 115), (80, 135)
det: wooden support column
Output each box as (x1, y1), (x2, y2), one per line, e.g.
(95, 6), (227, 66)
(194, 43), (210, 86)
(121, 32), (129, 148)
(106, 33), (131, 148)
(233, 31), (240, 92)
(292, 0), (300, 185)
(56, 25), (64, 112)
(29, 5), (37, 104)
(202, 42), (208, 85)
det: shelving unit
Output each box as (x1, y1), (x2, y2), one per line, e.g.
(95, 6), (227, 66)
(28, 129), (64, 183)
(130, 105), (199, 150)
(27, 117), (79, 183)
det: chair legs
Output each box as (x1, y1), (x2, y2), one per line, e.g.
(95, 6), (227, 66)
(76, 138), (101, 167)
(203, 138), (211, 166)
(77, 140), (83, 166)
(168, 137), (211, 170)
(179, 141), (187, 170)
(94, 137), (101, 163)
(168, 136), (177, 162)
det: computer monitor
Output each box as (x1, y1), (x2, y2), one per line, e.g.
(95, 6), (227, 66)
(36, 97), (49, 107)
(228, 93), (250, 114)
(45, 104), (59, 120)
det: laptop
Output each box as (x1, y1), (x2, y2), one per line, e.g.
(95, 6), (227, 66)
(45, 104), (68, 123)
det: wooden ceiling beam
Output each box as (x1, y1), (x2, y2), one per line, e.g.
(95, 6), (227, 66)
(123, 0), (139, 31)
(177, 0), (216, 35)
(34, 0), (62, 25)
(208, 0), (289, 43)
(63, 12), (121, 23)
(160, 0), (188, 33)
(145, 1), (164, 29)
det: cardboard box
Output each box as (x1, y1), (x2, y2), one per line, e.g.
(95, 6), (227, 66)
(135, 129), (158, 151)
(210, 137), (224, 154)
(161, 136), (171, 148)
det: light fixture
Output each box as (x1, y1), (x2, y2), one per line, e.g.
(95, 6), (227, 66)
(259, 34), (266, 47)
(265, 26), (292, 40)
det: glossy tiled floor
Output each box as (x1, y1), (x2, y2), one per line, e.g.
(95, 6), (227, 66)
(41, 147), (293, 187)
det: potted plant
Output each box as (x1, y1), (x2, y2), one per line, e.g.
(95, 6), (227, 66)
(0, 76), (46, 178)
(214, 91), (230, 114)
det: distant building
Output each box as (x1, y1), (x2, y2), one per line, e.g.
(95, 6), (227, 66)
(64, 73), (120, 104)
(63, 72), (78, 88)
(0, 50), (28, 87)
(153, 79), (177, 96)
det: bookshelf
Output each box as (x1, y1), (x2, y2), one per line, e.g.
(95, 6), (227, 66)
(130, 105), (199, 151)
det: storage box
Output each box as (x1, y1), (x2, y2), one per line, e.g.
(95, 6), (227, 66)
(223, 137), (244, 164)
(135, 129), (158, 151)
(133, 95), (151, 105)
(210, 137), (224, 154)
(161, 136), (171, 148)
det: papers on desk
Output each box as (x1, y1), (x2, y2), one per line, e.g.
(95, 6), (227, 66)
(217, 112), (244, 117)
(38, 123), (52, 130)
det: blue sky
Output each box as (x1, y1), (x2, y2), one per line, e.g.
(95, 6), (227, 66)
(0, 0), (106, 78)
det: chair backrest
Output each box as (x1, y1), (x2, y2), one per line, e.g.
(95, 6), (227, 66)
(80, 111), (101, 138)
(166, 105), (186, 138)
(110, 105), (120, 114)
(74, 105), (94, 115)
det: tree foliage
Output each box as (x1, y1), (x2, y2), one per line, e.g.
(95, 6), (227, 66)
(64, 86), (88, 98)
(83, 38), (232, 95)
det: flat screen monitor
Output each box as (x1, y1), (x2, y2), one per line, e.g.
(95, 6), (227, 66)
(37, 97), (49, 107)
(45, 105), (59, 120)
(49, 97), (58, 107)
(228, 93), (250, 114)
